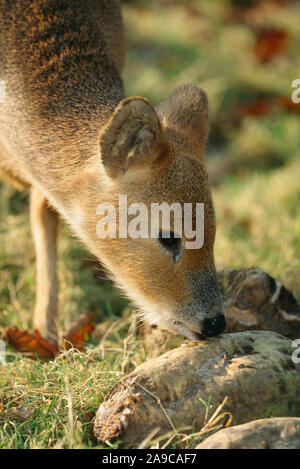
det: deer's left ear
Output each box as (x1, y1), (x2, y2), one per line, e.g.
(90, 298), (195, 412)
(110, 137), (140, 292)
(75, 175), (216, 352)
(157, 83), (209, 157)
(100, 97), (165, 179)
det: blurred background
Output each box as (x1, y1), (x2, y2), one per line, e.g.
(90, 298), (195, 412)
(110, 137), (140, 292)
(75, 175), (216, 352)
(0, 0), (299, 335)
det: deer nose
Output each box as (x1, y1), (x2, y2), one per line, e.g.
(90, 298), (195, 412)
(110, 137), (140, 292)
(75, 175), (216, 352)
(202, 313), (226, 337)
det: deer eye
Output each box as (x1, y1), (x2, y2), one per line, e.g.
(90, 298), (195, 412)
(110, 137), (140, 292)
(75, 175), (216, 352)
(158, 230), (182, 261)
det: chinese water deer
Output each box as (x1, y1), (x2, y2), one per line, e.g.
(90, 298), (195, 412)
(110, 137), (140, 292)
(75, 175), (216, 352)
(0, 0), (225, 344)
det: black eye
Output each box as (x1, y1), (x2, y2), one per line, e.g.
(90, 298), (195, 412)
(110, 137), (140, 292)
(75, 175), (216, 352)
(158, 230), (182, 261)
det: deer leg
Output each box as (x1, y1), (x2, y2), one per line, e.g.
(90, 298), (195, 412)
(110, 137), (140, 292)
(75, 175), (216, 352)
(30, 186), (58, 344)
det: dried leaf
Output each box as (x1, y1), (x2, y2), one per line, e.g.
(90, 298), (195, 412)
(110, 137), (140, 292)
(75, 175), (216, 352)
(275, 96), (300, 113)
(236, 100), (271, 120)
(62, 313), (96, 351)
(6, 406), (35, 421)
(254, 27), (288, 62)
(5, 326), (58, 359)
(4, 313), (95, 359)
(234, 95), (300, 124)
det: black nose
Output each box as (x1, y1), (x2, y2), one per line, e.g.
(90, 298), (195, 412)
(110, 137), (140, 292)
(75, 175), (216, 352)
(202, 313), (226, 337)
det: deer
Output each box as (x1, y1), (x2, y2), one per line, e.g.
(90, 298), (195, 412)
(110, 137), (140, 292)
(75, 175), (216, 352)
(0, 0), (226, 345)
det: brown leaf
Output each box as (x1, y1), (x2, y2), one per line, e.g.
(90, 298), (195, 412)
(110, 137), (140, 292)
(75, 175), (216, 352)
(275, 96), (300, 113)
(5, 326), (58, 359)
(6, 406), (35, 421)
(254, 27), (288, 62)
(233, 95), (300, 125)
(235, 99), (271, 121)
(5, 314), (96, 359)
(62, 313), (96, 351)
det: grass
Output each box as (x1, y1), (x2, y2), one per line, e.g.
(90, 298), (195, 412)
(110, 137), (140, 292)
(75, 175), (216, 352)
(214, 158), (300, 301)
(0, 0), (299, 449)
(0, 316), (146, 449)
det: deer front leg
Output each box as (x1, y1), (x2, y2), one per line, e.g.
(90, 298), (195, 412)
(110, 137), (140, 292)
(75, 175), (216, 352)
(30, 186), (58, 344)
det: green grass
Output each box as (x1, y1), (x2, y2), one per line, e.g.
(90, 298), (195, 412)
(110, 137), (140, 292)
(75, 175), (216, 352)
(0, 185), (128, 332)
(0, 334), (135, 448)
(0, 0), (300, 449)
(214, 159), (300, 302)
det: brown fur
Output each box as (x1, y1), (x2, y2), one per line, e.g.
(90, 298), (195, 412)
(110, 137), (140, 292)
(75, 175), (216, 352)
(0, 0), (225, 343)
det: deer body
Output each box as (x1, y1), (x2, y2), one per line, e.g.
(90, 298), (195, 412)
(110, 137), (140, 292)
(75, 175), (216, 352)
(0, 0), (225, 344)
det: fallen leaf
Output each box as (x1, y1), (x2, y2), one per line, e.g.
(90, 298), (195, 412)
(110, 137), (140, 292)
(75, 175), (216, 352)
(233, 95), (300, 124)
(5, 326), (58, 359)
(275, 96), (300, 113)
(235, 99), (271, 121)
(6, 406), (35, 421)
(62, 313), (96, 351)
(254, 27), (288, 62)
(5, 314), (96, 359)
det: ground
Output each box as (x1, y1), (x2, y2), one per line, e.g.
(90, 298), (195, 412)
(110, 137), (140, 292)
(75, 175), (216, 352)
(0, 0), (299, 448)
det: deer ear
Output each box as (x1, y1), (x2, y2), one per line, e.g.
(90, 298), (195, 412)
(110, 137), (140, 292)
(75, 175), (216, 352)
(100, 97), (164, 179)
(157, 83), (209, 157)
